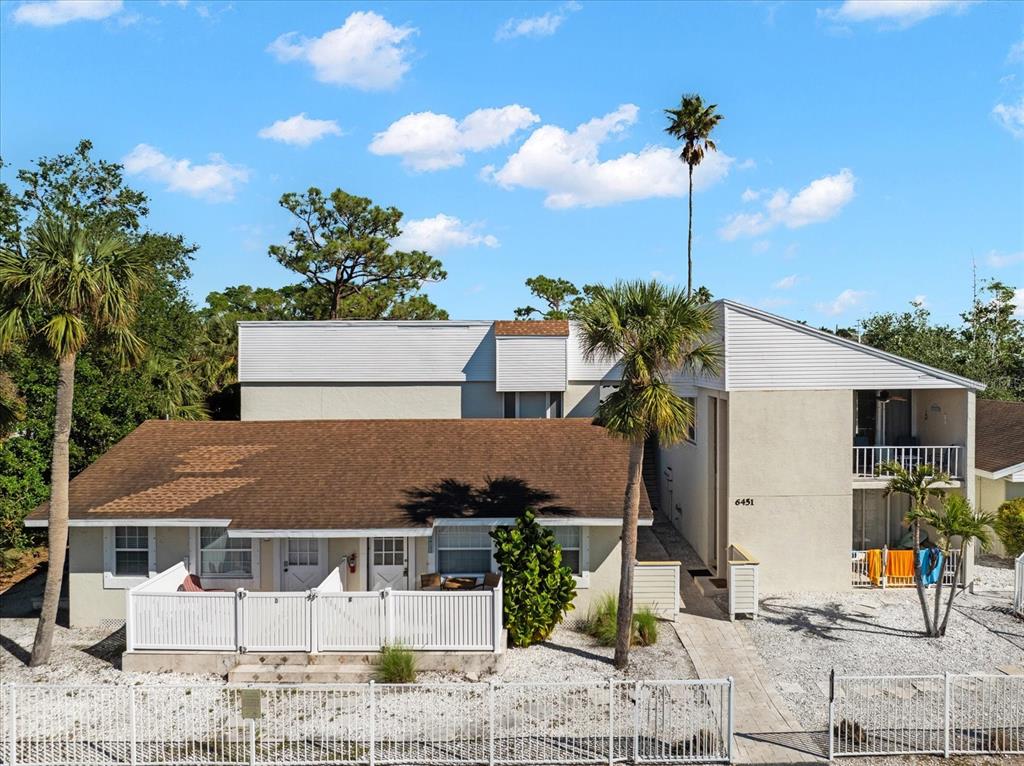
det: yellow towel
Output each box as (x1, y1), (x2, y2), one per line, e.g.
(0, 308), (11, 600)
(867, 549), (883, 586)
(887, 549), (915, 581)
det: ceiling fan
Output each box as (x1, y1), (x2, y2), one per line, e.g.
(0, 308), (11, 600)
(876, 390), (908, 403)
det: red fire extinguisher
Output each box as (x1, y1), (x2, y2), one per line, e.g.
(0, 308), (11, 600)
(347, 553), (357, 573)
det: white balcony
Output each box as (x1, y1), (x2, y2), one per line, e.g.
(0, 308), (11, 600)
(125, 562), (504, 654)
(852, 445), (963, 480)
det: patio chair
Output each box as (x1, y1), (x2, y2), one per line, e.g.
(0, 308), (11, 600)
(420, 572), (441, 590)
(178, 574), (206, 592)
(483, 572), (501, 589)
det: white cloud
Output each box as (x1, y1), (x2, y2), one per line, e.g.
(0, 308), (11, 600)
(816, 288), (868, 316)
(258, 113), (341, 147)
(487, 104), (733, 209)
(370, 105), (539, 171)
(122, 144), (249, 202)
(820, 1), (974, 29)
(650, 270), (676, 283)
(752, 240), (771, 254)
(773, 274), (799, 290)
(986, 250), (1024, 268)
(267, 11), (415, 90)
(719, 169), (856, 240)
(993, 97), (1024, 139)
(496, 1), (581, 40)
(392, 214), (499, 253)
(13, 0), (122, 26)
(1012, 288), (1024, 317)
(1008, 39), (1024, 65)
(911, 294), (928, 307)
(737, 158), (757, 170)
(741, 188), (762, 203)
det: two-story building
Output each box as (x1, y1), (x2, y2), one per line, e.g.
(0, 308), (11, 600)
(28, 301), (982, 652)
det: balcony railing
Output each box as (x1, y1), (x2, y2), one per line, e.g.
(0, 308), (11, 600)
(852, 445), (962, 479)
(851, 548), (962, 588)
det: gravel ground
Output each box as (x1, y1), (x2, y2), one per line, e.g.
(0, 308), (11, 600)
(973, 555), (1017, 591)
(746, 588), (1024, 730)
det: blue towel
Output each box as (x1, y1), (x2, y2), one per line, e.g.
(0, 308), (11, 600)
(917, 548), (944, 585)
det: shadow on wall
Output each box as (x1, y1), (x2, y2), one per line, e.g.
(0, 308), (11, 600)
(400, 476), (575, 523)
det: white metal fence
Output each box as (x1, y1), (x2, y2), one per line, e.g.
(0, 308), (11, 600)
(850, 548), (961, 588)
(852, 445), (962, 479)
(127, 565), (503, 654)
(828, 672), (1024, 759)
(1014, 553), (1024, 617)
(0, 680), (734, 765)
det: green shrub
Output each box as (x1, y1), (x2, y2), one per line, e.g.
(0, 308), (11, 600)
(376, 644), (416, 683)
(490, 508), (577, 647)
(994, 498), (1024, 558)
(582, 594), (658, 647)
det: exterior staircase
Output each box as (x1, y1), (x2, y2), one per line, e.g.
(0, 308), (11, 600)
(228, 652), (378, 683)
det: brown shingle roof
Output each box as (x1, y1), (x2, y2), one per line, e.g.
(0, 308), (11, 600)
(976, 399), (1024, 473)
(493, 320), (569, 337)
(28, 419), (648, 530)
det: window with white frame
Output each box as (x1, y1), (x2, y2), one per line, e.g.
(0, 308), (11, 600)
(199, 528), (253, 578)
(103, 526), (154, 588)
(552, 526), (582, 575)
(435, 527), (492, 574)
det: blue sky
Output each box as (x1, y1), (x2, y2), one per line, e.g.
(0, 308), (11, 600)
(2, 0), (1022, 325)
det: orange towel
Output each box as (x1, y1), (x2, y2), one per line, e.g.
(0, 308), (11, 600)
(887, 549), (915, 580)
(867, 549), (883, 586)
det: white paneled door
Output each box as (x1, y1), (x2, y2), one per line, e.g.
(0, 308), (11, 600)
(370, 537), (408, 590)
(281, 538), (327, 591)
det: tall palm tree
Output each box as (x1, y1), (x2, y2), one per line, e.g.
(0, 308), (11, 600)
(578, 281), (720, 668)
(878, 461), (950, 636)
(0, 216), (151, 665)
(664, 95), (724, 298)
(909, 494), (994, 637)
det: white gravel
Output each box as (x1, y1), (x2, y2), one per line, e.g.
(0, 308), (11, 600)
(972, 554), (1017, 592)
(746, 589), (1024, 730)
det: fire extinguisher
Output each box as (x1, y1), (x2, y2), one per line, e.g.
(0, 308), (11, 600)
(347, 553), (357, 573)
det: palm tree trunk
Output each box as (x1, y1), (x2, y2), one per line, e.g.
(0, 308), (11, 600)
(930, 550), (944, 634)
(911, 518), (935, 636)
(613, 439), (645, 670)
(30, 352), (76, 667)
(686, 163), (694, 299)
(938, 544), (967, 636)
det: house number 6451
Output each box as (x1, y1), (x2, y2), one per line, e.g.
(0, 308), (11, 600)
(734, 498), (754, 506)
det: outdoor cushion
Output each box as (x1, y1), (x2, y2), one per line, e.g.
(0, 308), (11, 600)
(178, 574), (205, 592)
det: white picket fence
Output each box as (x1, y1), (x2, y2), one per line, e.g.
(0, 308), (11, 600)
(828, 672), (1024, 759)
(0, 680), (734, 765)
(127, 564), (503, 653)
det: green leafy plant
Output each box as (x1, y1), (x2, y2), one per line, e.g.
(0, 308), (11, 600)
(994, 497), (1024, 558)
(490, 508), (577, 647)
(582, 594), (658, 647)
(376, 644), (416, 683)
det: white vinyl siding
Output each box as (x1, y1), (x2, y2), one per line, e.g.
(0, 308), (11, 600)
(567, 322), (621, 381)
(496, 336), (567, 392)
(723, 304), (974, 391)
(238, 322), (495, 383)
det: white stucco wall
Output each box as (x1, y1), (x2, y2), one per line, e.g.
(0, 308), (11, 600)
(727, 389), (853, 592)
(565, 382), (601, 418)
(571, 525), (621, 616)
(241, 383), (463, 420)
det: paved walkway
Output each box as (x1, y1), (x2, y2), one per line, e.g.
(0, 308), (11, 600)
(645, 514), (825, 764)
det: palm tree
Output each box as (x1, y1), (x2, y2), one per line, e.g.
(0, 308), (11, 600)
(909, 494), (994, 637)
(878, 461), (950, 636)
(0, 216), (151, 665)
(664, 94), (724, 298)
(577, 280), (720, 668)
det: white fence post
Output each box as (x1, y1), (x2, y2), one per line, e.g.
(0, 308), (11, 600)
(235, 588), (246, 653)
(727, 676), (735, 764)
(827, 670), (835, 762)
(385, 589), (394, 645)
(632, 681), (641, 763)
(308, 589), (317, 653)
(125, 587), (135, 652)
(492, 578), (503, 653)
(248, 719), (256, 766)
(943, 672), (951, 758)
(8, 684), (16, 766)
(607, 678), (615, 766)
(129, 686), (137, 766)
(488, 679), (496, 766)
(368, 680), (376, 766)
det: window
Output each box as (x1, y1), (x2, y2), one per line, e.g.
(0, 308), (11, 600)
(552, 526), (582, 575)
(287, 538), (319, 567)
(103, 526), (155, 587)
(114, 527), (150, 576)
(684, 397), (697, 443)
(503, 392), (517, 418)
(372, 537), (405, 566)
(199, 528), (253, 578)
(436, 527), (492, 574)
(548, 391), (563, 418)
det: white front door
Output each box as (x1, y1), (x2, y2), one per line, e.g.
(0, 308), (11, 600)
(281, 538), (327, 591)
(370, 537), (408, 590)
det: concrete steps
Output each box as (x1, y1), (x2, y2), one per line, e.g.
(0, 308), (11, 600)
(229, 662), (376, 684)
